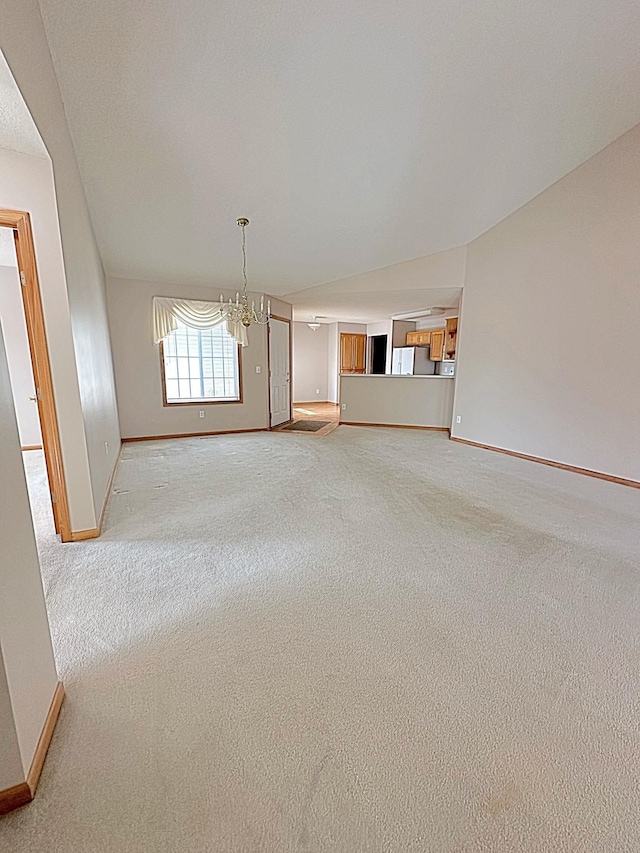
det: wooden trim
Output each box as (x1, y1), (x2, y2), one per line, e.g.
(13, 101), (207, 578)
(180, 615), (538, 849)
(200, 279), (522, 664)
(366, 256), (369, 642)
(0, 783), (32, 817)
(159, 339), (243, 406)
(0, 682), (64, 816)
(122, 427), (269, 443)
(26, 682), (65, 796)
(293, 401), (332, 405)
(340, 421), (450, 431)
(21, 444), (43, 451)
(268, 314), (293, 425)
(0, 210), (73, 542)
(449, 437), (640, 489)
(69, 528), (100, 541)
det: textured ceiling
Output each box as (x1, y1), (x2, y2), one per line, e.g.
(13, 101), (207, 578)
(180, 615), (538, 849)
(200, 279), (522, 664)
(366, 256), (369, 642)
(38, 0), (640, 295)
(0, 50), (47, 158)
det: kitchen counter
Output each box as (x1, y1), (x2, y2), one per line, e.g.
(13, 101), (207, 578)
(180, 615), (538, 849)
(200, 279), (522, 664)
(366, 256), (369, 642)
(339, 373), (453, 378)
(339, 374), (455, 429)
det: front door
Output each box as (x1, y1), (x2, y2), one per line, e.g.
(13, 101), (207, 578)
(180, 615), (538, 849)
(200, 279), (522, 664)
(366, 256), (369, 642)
(269, 317), (291, 427)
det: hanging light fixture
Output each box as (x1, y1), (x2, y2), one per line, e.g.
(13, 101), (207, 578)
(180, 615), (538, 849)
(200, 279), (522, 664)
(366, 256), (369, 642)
(307, 317), (321, 331)
(219, 218), (270, 327)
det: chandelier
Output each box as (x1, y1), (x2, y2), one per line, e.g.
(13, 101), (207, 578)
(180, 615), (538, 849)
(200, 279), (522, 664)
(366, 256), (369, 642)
(219, 218), (270, 327)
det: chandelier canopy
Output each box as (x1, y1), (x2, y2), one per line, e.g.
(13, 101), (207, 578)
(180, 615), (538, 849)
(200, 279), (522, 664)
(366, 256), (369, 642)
(219, 218), (270, 328)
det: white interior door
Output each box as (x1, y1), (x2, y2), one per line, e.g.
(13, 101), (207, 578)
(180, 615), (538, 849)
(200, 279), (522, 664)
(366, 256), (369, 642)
(269, 318), (291, 427)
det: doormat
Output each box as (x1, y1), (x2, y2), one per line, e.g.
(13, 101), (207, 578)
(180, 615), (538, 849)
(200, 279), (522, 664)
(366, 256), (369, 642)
(282, 420), (330, 432)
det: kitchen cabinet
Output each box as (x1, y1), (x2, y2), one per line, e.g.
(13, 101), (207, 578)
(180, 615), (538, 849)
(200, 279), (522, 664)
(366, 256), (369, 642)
(405, 330), (432, 346)
(429, 329), (445, 361)
(340, 333), (366, 373)
(444, 317), (458, 360)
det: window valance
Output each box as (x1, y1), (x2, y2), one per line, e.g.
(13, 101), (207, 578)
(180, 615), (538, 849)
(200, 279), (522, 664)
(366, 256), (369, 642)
(152, 296), (248, 347)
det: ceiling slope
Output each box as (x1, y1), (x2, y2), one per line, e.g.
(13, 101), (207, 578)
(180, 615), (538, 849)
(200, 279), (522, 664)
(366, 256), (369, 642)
(37, 0), (640, 294)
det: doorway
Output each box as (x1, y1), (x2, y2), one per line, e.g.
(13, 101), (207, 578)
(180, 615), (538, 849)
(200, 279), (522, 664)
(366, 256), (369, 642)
(268, 315), (292, 427)
(0, 210), (72, 541)
(370, 335), (387, 374)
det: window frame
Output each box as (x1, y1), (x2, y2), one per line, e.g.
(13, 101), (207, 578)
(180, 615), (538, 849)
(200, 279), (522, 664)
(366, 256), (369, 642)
(158, 329), (244, 407)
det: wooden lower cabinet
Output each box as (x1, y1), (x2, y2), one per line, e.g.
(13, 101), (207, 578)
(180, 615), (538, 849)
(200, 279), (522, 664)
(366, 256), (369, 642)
(340, 333), (367, 373)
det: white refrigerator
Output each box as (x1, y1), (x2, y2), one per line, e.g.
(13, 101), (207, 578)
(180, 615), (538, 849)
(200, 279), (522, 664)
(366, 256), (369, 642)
(391, 347), (436, 375)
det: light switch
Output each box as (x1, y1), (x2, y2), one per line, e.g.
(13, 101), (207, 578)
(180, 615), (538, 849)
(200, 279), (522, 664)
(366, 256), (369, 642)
(255, 366), (261, 374)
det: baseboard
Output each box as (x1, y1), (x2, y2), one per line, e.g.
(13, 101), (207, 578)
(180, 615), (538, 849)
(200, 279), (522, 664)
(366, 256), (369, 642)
(69, 528), (100, 541)
(21, 444), (42, 452)
(0, 682), (64, 816)
(340, 421), (450, 431)
(0, 783), (32, 817)
(450, 437), (640, 489)
(122, 428), (269, 443)
(97, 441), (123, 532)
(293, 401), (333, 405)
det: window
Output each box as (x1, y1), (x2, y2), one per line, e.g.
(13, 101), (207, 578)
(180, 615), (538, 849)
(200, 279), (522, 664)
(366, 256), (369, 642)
(160, 321), (242, 404)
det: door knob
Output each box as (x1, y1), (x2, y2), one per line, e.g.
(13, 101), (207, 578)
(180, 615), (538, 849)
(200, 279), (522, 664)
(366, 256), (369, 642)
(29, 396), (37, 402)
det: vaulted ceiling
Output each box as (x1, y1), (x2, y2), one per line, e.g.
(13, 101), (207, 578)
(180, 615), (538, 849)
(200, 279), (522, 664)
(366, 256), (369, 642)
(38, 0), (640, 295)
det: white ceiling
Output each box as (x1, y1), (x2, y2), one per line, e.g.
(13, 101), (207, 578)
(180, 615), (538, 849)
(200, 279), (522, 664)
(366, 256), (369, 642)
(0, 51), (47, 158)
(38, 0), (640, 295)
(290, 288), (461, 325)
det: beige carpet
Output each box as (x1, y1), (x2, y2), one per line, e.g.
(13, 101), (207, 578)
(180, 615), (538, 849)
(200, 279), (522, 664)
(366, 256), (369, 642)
(2, 429), (639, 852)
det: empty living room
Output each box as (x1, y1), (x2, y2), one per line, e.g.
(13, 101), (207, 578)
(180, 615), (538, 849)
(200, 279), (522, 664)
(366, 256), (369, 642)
(1, 2), (639, 851)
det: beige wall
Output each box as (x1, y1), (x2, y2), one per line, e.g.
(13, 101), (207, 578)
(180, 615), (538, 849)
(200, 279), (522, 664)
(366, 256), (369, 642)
(0, 147), (98, 532)
(327, 324), (339, 403)
(0, 651), (23, 790)
(0, 325), (58, 782)
(0, 264), (41, 447)
(366, 320), (393, 373)
(340, 375), (455, 427)
(292, 322), (329, 402)
(453, 123), (640, 481)
(107, 278), (291, 438)
(0, 2), (121, 523)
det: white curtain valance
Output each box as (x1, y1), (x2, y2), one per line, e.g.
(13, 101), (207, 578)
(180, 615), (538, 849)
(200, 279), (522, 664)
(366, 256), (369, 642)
(152, 296), (248, 347)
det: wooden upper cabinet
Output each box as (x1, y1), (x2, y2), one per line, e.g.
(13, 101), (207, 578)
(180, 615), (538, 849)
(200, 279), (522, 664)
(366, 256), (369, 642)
(429, 329), (445, 361)
(340, 333), (366, 373)
(405, 330), (431, 346)
(444, 317), (458, 360)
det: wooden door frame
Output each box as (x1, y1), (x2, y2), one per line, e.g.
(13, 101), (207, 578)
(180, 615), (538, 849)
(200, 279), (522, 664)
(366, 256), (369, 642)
(267, 314), (293, 428)
(0, 209), (72, 542)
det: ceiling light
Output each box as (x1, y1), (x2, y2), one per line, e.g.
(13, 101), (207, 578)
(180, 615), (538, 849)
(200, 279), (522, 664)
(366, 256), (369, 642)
(219, 218), (270, 327)
(308, 323), (321, 331)
(391, 307), (446, 321)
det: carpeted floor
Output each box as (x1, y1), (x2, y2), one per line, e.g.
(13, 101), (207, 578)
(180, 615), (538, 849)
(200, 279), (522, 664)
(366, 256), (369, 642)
(2, 429), (640, 852)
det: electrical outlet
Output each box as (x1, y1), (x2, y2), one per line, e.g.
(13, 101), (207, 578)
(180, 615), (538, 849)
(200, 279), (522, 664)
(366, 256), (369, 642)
(104, 441), (109, 456)
(199, 410), (205, 419)
(316, 388), (320, 395)
(341, 403), (347, 410)
(255, 366), (261, 374)
(456, 415), (461, 424)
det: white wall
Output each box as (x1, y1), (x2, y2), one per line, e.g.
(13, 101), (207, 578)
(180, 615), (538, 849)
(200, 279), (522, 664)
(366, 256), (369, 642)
(0, 651), (23, 790)
(1, 2), (121, 523)
(327, 324), (339, 403)
(340, 375), (455, 428)
(107, 278), (291, 439)
(292, 322), (329, 402)
(366, 320), (393, 373)
(0, 148), (97, 532)
(0, 325), (58, 782)
(0, 263), (41, 447)
(453, 122), (640, 482)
